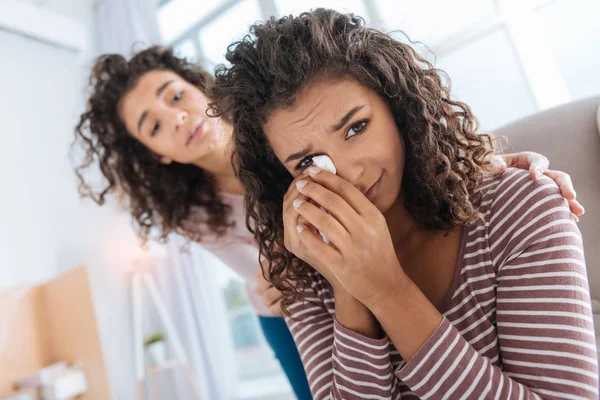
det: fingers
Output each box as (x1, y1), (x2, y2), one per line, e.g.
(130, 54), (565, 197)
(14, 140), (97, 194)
(527, 152), (550, 181)
(544, 169), (576, 201)
(541, 170), (584, 219)
(568, 199), (585, 220)
(268, 300), (283, 317)
(260, 285), (282, 306)
(255, 270), (272, 294)
(293, 197), (350, 248)
(490, 154), (508, 172)
(294, 177), (361, 234)
(502, 151), (547, 170)
(306, 167), (375, 214)
(282, 179), (309, 251)
(295, 223), (341, 279)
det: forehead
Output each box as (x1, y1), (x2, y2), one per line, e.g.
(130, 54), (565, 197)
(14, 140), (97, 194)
(263, 79), (376, 159)
(124, 69), (182, 105)
(118, 70), (182, 132)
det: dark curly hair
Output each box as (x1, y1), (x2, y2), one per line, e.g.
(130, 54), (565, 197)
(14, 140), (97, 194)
(211, 9), (497, 311)
(72, 46), (232, 243)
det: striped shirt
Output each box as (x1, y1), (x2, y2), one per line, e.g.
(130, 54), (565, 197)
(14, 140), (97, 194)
(285, 168), (599, 399)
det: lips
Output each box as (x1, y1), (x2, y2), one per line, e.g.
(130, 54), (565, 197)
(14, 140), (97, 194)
(364, 175), (382, 201)
(186, 120), (205, 145)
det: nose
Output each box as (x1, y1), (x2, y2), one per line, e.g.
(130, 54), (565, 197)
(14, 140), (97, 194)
(328, 154), (365, 189)
(175, 110), (188, 126)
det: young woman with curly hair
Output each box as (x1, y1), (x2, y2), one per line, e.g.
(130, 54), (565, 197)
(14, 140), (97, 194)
(72, 46), (313, 398)
(210, 9), (598, 399)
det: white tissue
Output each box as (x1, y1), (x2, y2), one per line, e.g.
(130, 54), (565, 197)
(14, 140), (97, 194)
(311, 156), (337, 244)
(312, 155), (337, 174)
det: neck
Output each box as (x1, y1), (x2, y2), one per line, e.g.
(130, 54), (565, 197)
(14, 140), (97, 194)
(383, 194), (447, 261)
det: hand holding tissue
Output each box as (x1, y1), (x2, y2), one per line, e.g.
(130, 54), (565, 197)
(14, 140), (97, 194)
(311, 156), (337, 244)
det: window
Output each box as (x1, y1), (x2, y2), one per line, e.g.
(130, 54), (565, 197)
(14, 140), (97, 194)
(275, 0), (367, 20)
(173, 39), (198, 63)
(157, 0), (232, 43)
(198, 0), (262, 69)
(436, 28), (537, 130)
(375, 0), (496, 47)
(537, 0), (600, 100)
(196, 248), (294, 399)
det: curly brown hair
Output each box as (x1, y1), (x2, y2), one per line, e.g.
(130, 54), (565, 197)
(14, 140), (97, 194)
(211, 9), (497, 311)
(72, 46), (232, 243)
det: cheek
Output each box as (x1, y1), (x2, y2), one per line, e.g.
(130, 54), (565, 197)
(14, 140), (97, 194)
(369, 130), (403, 164)
(385, 126), (404, 162)
(187, 91), (209, 113)
(145, 138), (168, 157)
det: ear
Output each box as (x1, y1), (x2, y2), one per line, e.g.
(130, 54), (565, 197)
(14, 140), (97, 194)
(159, 156), (173, 165)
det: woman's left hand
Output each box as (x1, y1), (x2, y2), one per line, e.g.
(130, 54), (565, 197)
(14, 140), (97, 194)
(500, 151), (584, 220)
(289, 167), (407, 309)
(255, 263), (284, 317)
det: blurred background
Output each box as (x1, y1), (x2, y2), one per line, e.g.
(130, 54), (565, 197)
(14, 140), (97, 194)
(0, 0), (598, 399)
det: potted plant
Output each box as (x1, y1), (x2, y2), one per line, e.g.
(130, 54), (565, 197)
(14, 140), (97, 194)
(144, 332), (167, 365)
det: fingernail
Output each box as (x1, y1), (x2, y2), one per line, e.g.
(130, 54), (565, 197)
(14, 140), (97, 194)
(296, 180), (308, 190)
(307, 166), (321, 175)
(293, 199), (304, 209)
(297, 225), (305, 233)
(572, 214), (579, 223)
(580, 206), (585, 215)
(535, 169), (543, 180)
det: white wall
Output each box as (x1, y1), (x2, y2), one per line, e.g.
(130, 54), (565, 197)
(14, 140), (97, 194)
(0, 1), (144, 399)
(14, 0), (94, 22)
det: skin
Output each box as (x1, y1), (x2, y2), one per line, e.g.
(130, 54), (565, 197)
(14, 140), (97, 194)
(116, 70), (583, 319)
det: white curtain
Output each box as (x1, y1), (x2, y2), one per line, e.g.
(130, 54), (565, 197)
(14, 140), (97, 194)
(94, 0), (163, 55)
(154, 235), (239, 399)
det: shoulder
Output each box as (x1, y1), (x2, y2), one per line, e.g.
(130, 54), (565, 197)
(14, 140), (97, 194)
(480, 168), (576, 262)
(483, 168), (567, 226)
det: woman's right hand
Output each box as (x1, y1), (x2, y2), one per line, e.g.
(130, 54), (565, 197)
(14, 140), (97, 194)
(282, 172), (383, 337)
(282, 173), (344, 293)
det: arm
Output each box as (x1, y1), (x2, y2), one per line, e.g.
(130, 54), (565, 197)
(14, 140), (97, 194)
(374, 177), (598, 399)
(286, 273), (404, 400)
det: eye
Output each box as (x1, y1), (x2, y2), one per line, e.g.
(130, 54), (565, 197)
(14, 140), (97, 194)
(345, 120), (368, 139)
(295, 155), (314, 171)
(173, 91), (182, 102)
(151, 122), (160, 137)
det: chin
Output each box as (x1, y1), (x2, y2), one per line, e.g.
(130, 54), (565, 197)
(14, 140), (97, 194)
(377, 185), (402, 213)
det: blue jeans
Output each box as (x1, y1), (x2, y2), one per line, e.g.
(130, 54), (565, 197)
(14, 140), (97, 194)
(258, 316), (312, 400)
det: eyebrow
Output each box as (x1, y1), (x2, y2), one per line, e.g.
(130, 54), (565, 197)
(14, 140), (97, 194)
(285, 145), (313, 164)
(136, 80), (175, 135)
(331, 105), (365, 132)
(284, 104), (366, 164)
